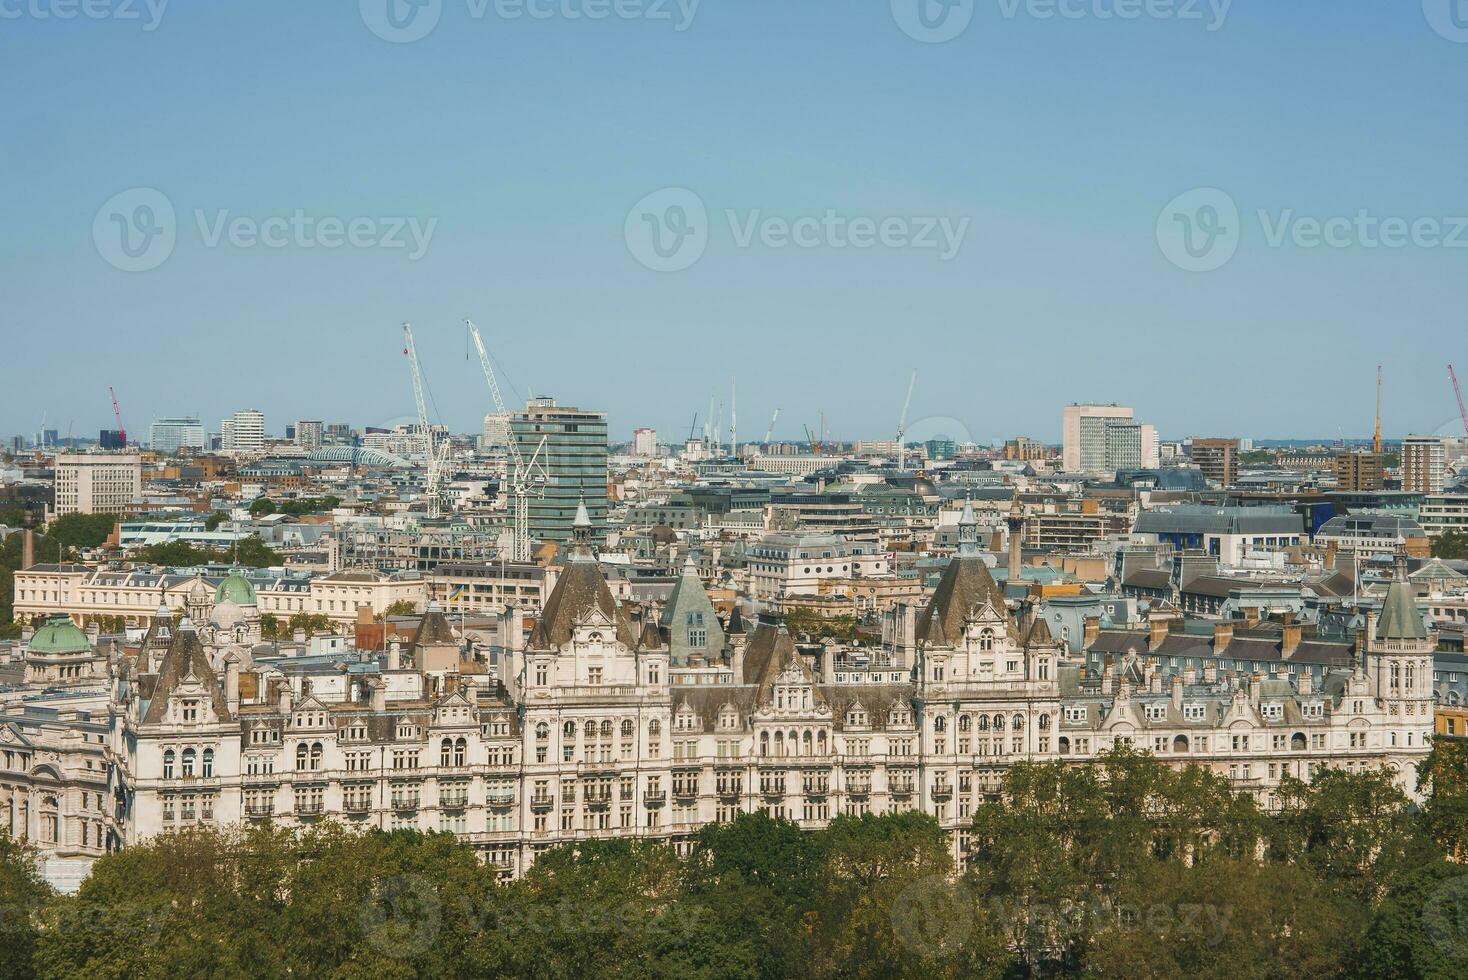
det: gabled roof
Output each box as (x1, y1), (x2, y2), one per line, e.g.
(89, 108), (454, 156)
(529, 560), (636, 649)
(1377, 558), (1429, 642)
(143, 624), (232, 723)
(742, 621), (804, 695)
(915, 555), (1008, 647)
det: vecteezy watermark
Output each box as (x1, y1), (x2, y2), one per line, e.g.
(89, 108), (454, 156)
(624, 187), (970, 272)
(1423, 0), (1468, 43)
(361, 874), (442, 959)
(359, 0), (699, 43)
(892, 0), (1229, 43)
(92, 187), (439, 272)
(0, 0), (168, 30)
(1157, 187), (1468, 272)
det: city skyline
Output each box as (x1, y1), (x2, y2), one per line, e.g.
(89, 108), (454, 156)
(4, 4), (1466, 442)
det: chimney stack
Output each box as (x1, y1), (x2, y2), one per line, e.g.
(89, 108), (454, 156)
(225, 659), (240, 713)
(1149, 617), (1169, 649)
(1170, 674), (1183, 710)
(1281, 623), (1302, 658)
(1213, 622), (1234, 654)
(371, 677), (387, 712)
(21, 529), (33, 569)
(1083, 615), (1101, 649)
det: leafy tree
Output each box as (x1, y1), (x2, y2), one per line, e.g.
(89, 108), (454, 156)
(1433, 531), (1468, 561)
(204, 511), (227, 531)
(285, 613), (335, 638)
(1419, 739), (1468, 860)
(135, 536), (282, 569)
(0, 833), (51, 980)
(260, 613), (280, 640)
(783, 607), (858, 642)
(383, 599), (419, 618)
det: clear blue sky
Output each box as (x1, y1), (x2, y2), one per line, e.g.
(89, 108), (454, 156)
(3, 2), (1465, 446)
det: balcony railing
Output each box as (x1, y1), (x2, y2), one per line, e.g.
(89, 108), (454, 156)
(294, 800), (323, 816)
(439, 793), (469, 809)
(343, 798), (372, 814)
(529, 795), (554, 811)
(485, 791), (516, 806)
(643, 791), (667, 806)
(244, 803), (274, 817)
(391, 797), (421, 811)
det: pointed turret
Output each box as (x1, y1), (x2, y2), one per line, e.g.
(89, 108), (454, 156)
(1376, 549), (1429, 642)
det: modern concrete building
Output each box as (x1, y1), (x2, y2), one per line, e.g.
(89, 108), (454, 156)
(632, 427), (658, 457)
(52, 453), (141, 516)
(1190, 437), (1239, 487)
(510, 397), (608, 543)
(148, 417), (204, 454)
(221, 409), (265, 454)
(1401, 435), (1447, 494)
(1335, 450), (1384, 492)
(1062, 404), (1157, 473)
(294, 420), (324, 450)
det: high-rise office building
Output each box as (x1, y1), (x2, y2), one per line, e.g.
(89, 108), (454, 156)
(632, 427), (658, 457)
(1190, 438), (1239, 487)
(482, 413), (511, 448)
(148, 417), (204, 454)
(54, 453), (142, 515)
(1401, 435), (1447, 493)
(1062, 404), (1156, 473)
(221, 410), (265, 454)
(295, 420), (324, 450)
(511, 397), (608, 543)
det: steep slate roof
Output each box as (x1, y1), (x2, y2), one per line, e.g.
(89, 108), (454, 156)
(143, 624), (233, 723)
(1377, 560), (1429, 642)
(741, 621), (804, 694)
(529, 560), (636, 649)
(915, 555), (1008, 647)
(408, 606), (457, 649)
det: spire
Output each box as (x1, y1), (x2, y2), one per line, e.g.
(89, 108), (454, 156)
(957, 495), (980, 558)
(1376, 545), (1429, 642)
(569, 498), (595, 562)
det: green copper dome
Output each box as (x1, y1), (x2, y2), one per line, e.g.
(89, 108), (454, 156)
(214, 571), (257, 606)
(28, 616), (91, 655)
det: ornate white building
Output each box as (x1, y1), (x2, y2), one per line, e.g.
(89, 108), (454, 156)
(0, 505), (1437, 883)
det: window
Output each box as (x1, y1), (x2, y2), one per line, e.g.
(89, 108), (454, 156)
(163, 749), (175, 779)
(202, 748), (214, 778)
(181, 748), (196, 777)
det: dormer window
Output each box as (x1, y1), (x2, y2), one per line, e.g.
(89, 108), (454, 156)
(979, 630), (995, 652)
(181, 700), (199, 723)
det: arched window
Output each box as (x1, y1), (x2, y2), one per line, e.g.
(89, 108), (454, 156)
(600, 720), (612, 738)
(802, 730), (813, 754)
(1173, 734), (1189, 753)
(817, 730), (827, 753)
(979, 629), (995, 651)
(621, 719), (634, 738)
(992, 714), (1005, 732)
(1012, 714), (1025, 730)
(934, 716), (946, 732)
(958, 714), (971, 733)
(440, 738), (454, 768)
(536, 722), (549, 741)
(976, 715), (989, 731)
(310, 742), (323, 770)
(774, 731), (785, 754)
(163, 749), (175, 779)
(649, 719), (661, 739)
(202, 748), (214, 777)
(295, 744), (308, 770)
(454, 737), (466, 767)
(1058, 736), (1071, 755)
(760, 731), (770, 756)
(181, 748), (196, 777)
(1038, 714), (1050, 731)
(563, 721), (576, 740)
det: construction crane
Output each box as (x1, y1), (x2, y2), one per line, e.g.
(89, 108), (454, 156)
(1374, 364), (1383, 455)
(895, 370), (917, 472)
(467, 319), (547, 562)
(108, 386), (127, 445)
(764, 408), (780, 446)
(1450, 364), (1468, 439)
(402, 323), (449, 517)
(805, 424), (820, 456)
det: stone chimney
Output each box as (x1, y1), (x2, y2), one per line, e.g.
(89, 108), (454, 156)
(21, 529), (34, 569)
(1148, 667), (1161, 694)
(371, 677), (387, 712)
(1183, 667), (1197, 686)
(1299, 670), (1314, 695)
(1083, 615), (1101, 649)
(293, 628), (306, 644)
(1213, 622), (1234, 654)
(388, 640), (402, 671)
(86, 622), (101, 644)
(1170, 674), (1183, 710)
(1203, 663), (1218, 684)
(225, 659), (240, 713)
(509, 605), (525, 654)
(1281, 623), (1302, 658)
(1250, 671), (1263, 707)
(1149, 617), (1169, 649)
(821, 640), (836, 684)
(1101, 666), (1114, 695)
(278, 680), (293, 715)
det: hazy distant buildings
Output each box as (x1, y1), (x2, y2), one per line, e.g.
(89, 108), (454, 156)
(294, 420), (324, 450)
(220, 410), (265, 454)
(1062, 404), (1157, 473)
(54, 453), (141, 516)
(1004, 436), (1046, 461)
(323, 422), (353, 444)
(482, 413), (511, 448)
(1401, 435), (1447, 493)
(632, 427), (658, 457)
(511, 397), (608, 542)
(1190, 437), (1239, 487)
(148, 417), (204, 454)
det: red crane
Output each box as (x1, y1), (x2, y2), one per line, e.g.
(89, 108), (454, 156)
(109, 386), (127, 445)
(1451, 364), (1468, 439)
